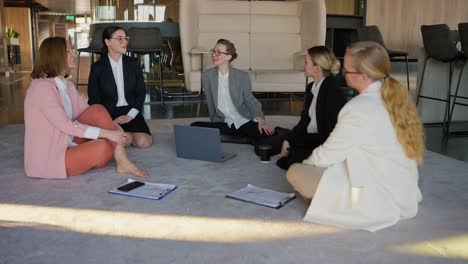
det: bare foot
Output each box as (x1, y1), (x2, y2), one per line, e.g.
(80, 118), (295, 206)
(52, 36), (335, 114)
(116, 161), (149, 177)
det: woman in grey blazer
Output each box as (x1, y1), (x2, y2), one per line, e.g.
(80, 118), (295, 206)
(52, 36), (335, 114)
(191, 39), (275, 146)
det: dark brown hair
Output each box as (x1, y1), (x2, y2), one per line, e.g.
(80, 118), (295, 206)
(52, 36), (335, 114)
(31, 37), (68, 79)
(101, 26), (126, 54)
(216, 38), (238, 62)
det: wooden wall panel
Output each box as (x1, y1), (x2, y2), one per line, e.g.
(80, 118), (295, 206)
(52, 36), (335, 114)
(5, 7), (32, 71)
(366, 0), (468, 58)
(164, 0), (179, 21)
(325, 0), (355, 15)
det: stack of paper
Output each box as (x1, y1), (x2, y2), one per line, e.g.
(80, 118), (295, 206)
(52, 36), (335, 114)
(226, 184), (296, 209)
(109, 179), (177, 200)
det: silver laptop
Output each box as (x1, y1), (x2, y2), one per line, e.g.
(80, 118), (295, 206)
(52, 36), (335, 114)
(173, 125), (237, 163)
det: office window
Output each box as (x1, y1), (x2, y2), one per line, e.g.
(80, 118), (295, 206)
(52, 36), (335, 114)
(135, 5), (165, 22)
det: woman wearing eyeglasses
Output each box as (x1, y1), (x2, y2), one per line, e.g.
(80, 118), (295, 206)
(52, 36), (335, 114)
(287, 41), (424, 231)
(24, 37), (147, 179)
(191, 39), (275, 147)
(88, 26), (152, 149)
(276, 46), (346, 170)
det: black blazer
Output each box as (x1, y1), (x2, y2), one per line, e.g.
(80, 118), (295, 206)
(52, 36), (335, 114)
(87, 55), (146, 116)
(285, 75), (346, 149)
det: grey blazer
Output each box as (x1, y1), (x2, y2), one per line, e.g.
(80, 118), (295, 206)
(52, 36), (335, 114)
(202, 67), (264, 123)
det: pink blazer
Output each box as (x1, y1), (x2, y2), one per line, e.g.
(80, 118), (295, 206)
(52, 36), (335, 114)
(24, 78), (90, 179)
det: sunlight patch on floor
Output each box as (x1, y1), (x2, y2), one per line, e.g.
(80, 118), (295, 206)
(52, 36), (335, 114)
(0, 204), (343, 243)
(389, 234), (468, 260)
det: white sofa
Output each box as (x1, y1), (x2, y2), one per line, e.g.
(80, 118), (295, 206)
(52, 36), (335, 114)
(179, 0), (326, 93)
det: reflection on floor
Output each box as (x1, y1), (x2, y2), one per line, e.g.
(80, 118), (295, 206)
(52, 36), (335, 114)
(1, 66), (467, 163)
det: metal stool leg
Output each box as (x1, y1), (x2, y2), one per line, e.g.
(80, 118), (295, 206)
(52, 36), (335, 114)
(416, 56), (430, 105)
(443, 63), (453, 135)
(405, 55), (410, 90)
(159, 53), (164, 109)
(448, 61), (466, 134)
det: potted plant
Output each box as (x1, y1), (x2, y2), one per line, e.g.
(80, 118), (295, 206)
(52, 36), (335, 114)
(6, 26), (19, 45)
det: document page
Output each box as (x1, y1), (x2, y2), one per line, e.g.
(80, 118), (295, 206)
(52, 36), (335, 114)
(226, 184), (296, 209)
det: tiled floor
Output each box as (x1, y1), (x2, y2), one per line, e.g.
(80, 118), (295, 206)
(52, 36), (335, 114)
(1, 63), (468, 163)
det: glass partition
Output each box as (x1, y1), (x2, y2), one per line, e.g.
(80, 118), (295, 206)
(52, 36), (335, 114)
(91, 0), (176, 22)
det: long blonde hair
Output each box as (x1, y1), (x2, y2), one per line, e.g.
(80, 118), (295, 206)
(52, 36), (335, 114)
(347, 41), (425, 164)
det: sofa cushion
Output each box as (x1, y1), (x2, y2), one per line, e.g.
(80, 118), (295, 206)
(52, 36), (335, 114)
(199, 14), (250, 33)
(254, 70), (307, 84)
(200, 0), (249, 14)
(189, 68), (255, 93)
(189, 71), (202, 92)
(193, 33), (250, 71)
(252, 82), (307, 93)
(250, 33), (301, 70)
(250, 15), (300, 33)
(251, 70), (312, 92)
(250, 1), (300, 16)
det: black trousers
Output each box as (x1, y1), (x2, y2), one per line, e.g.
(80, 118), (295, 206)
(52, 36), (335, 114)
(191, 121), (282, 155)
(276, 132), (319, 170)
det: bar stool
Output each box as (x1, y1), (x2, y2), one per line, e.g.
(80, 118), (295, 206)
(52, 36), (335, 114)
(356, 25), (410, 90)
(447, 23), (468, 135)
(416, 24), (463, 134)
(127, 27), (164, 108)
(76, 24), (105, 86)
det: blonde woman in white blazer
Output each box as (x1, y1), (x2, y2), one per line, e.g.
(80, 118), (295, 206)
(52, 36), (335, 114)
(287, 41), (425, 231)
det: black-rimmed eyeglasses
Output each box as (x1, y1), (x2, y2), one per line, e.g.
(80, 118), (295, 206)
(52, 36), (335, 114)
(341, 70), (361, 76)
(111, 36), (130, 42)
(210, 49), (229, 56)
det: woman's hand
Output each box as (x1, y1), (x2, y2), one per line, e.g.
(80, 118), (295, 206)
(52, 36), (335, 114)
(113, 122), (124, 132)
(114, 115), (133, 125)
(257, 117), (274, 135)
(100, 128), (127, 145)
(278, 140), (290, 158)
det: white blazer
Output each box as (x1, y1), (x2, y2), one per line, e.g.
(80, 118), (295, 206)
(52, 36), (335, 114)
(303, 81), (422, 232)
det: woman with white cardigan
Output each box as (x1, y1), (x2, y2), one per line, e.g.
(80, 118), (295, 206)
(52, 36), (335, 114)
(287, 41), (425, 231)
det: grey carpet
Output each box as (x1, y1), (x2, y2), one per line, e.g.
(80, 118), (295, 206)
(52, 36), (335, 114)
(0, 116), (467, 264)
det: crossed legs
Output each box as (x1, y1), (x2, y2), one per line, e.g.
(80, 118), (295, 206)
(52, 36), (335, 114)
(65, 104), (147, 177)
(123, 132), (153, 149)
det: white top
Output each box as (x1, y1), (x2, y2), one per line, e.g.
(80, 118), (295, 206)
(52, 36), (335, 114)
(54, 77), (100, 147)
(217, 71), (250, 129)
(302, 81), (422, 231)
(307, 78), (325, 133)
(108, 55), (138, 118)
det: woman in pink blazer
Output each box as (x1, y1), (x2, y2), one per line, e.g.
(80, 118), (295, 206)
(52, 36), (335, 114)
(24, 37), (148, 179)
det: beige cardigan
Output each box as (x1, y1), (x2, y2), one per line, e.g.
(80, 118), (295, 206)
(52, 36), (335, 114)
(24, 78), (89, 179)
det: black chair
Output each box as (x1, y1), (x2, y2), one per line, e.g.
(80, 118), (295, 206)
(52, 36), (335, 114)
(162, 39), (203, 100)
(161, 40), (173, 71)
(127, 27), (164, 107)
(356, 25), (410, 90)
(76, 24), (106, 86)
(447, 23), (468, 135)
(339, 86), (358, 102)
(416, 24), (463, 134)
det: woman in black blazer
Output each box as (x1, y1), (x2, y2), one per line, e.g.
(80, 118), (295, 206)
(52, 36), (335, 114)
(88, 26), (152, 149)
(276, 46), (346, 170)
